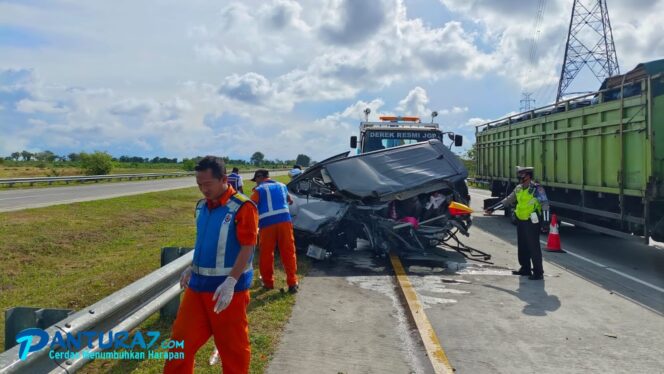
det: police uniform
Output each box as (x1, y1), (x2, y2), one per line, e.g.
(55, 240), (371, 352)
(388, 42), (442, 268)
(496, 167), (550, 279)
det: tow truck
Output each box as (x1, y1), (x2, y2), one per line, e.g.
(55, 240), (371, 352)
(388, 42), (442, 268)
(350, 108), (463, 153)
(349, 108), (469, 203)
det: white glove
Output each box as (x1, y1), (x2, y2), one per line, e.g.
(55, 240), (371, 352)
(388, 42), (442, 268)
(212, 276), (237, 313)
(180, 266), (192, 289)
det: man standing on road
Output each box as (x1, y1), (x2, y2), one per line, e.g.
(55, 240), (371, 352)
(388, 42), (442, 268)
(164, 156), (258, 374)
(227, 167), (244, 194)
(485, 166), (550, 280)
(250, 169), (299, 293)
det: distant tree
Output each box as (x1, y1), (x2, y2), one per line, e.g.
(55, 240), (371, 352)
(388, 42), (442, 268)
(295, 154), (311, 167)
(11, 152), (20, 161)
(68, 152), (81, 162)
(80, 151), (113, 175)
(20, 150), (33, 161)
(465, 143), (476, 162)
(35, 150), (56, 162)
(182, 159), (196, 171)
(250, 152), (265, 165)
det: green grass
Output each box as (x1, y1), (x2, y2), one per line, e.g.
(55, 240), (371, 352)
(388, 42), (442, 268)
(0, 175), (307, 373)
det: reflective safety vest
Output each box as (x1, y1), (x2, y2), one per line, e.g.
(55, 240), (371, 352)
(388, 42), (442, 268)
(515, 185), (542, 221)
(255, 180), (291, 228)
(227, 172), (242, 190)
(189, 193), (254, 292)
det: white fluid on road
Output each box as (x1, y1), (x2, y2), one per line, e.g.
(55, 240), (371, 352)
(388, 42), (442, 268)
(341, 253), (427, 374)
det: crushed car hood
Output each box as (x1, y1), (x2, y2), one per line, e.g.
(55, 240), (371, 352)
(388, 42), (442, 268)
(304, 140), (467, 202)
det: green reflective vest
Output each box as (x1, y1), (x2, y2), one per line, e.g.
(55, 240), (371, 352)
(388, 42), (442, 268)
(515, 186), (542, 221)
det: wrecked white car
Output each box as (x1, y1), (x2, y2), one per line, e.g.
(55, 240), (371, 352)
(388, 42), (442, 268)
(288, 140), (490, 262)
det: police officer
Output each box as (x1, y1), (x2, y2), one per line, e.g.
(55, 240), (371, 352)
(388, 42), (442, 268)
(485, 166), (550, 280)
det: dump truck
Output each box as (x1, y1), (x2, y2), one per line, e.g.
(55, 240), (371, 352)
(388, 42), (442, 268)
(474, 59), (664, 242)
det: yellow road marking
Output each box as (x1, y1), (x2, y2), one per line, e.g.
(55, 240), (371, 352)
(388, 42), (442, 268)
(389, 253), (454, 374)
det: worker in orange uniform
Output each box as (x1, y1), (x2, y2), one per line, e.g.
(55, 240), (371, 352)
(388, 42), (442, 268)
(250, 169), (299, 293)
(164, 156), (258, 374)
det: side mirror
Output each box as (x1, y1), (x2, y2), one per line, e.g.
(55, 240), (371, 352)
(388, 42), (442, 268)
(454, 134), (463, 147)
(350, 136), (357, 149)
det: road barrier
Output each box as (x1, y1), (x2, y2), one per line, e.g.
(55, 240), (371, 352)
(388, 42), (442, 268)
(0, 168), (294, 187)
(0, 248), (192, 373)
(0, 172), (195, 187)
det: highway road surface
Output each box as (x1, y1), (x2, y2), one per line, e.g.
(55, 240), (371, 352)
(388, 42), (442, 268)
(268, 187), (664, 374)
(402, 187), (664, 373)
(0, 171), (287, 212)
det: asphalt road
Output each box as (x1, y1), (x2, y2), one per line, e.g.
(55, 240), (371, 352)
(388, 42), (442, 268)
(402, 188), (664, 373)
(268, 187), (664, 374)
(0, 171), (287, 212)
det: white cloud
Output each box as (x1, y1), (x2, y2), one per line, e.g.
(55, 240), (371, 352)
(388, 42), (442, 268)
(16, 99), (68, 114)
(319, 0), (388, 45)
(462, 117), (489, 127)
(1, 0), (662, 160)
(260, 0), (310, 31)
(27, 118), (49, 126)
(440, 106), (468, 115)
(396, 87), (430, 117)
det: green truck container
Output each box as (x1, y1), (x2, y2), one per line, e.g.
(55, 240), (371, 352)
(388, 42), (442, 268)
(475, 59), (664, 242)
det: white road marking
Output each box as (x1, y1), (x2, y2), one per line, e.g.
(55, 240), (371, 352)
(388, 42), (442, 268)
(540, 240), (664, 293)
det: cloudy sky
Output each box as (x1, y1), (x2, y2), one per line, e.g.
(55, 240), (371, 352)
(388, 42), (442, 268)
(1, 0), (662, 161)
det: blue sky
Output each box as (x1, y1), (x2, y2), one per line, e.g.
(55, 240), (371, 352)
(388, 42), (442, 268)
(1, 0), (663, 161)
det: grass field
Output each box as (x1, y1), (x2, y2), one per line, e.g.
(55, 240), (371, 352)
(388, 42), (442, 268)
(0, 165), (185, 178)
(0, 175), (308, 373)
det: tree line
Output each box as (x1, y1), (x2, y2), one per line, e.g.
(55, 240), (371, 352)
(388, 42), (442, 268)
(2, 150), (313, 175)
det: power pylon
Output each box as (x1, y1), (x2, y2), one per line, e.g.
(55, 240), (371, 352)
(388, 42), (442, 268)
(520, 92), (536, 112)
(556, 0), (619, 102)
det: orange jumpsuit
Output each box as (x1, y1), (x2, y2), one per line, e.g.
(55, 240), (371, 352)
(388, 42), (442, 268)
(251, 188), (298, 289)
(164, 186), (258, 374)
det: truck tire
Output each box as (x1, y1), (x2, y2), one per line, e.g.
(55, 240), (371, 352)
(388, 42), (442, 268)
(652, 217), (664, 242)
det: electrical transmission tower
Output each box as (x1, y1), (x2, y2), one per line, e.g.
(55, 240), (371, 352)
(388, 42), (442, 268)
(556, 0), (619, 102)
(520, 92), (536, 112)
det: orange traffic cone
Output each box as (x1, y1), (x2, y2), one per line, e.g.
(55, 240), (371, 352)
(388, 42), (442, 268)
(544, 214), (564, 252)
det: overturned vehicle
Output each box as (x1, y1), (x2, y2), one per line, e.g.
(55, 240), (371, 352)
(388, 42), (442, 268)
(288, 140), (490, 262)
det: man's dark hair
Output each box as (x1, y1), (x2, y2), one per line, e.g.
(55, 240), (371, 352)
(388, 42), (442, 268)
(293, 165), (302, 170)
(232, 167), (239, 173)
(195, 156), (226, 179)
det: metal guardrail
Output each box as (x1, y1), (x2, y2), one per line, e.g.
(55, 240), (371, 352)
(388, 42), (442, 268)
(0, 250), (193, 373)
(0, 168), (294, 187)
(0, 172), (195, 187)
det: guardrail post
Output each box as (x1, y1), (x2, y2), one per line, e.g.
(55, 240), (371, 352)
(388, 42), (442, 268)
(4, 307), (73, 351)
(159, 247), (193, 320)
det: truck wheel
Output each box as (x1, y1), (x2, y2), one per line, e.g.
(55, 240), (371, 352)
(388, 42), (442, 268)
(651, 217), (664, 242)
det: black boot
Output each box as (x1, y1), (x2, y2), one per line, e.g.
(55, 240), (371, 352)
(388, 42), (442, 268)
(512, 268), (532, 276)
(528, 273), (543, 280)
